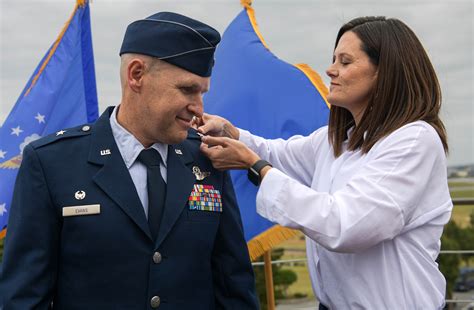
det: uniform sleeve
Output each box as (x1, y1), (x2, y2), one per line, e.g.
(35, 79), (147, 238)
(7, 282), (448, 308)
(1, 144), (60, 309)
(239, 127), (327, 186)
(256, 124), (450, 253)
(211, 171), (258, 309)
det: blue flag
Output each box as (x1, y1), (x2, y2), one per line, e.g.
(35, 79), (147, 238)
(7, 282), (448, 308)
(0, 0), (98, 238)
(204, 2), (330, 260)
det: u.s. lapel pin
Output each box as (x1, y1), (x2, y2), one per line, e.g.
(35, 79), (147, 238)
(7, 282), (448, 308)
(174, 149), (183, 155)
(100, 149), (111, 156)
(56, 130), (66, 136)
(75, 190), (86, 200)
(192, 166), (210, 181)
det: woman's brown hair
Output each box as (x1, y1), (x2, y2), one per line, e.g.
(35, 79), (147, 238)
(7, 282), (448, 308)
(328, 16), (448, 157)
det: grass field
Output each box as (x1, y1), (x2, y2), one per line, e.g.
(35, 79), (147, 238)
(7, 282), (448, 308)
(449, 180), (474, 227)
(275, 179), (474, 299)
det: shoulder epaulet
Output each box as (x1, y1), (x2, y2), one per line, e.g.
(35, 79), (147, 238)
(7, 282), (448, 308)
(187, 128), (203, 141)
(31, 124), (93, 149)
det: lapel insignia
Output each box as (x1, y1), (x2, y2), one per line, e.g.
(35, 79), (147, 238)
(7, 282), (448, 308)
(75, 190), (86, 200)
(188, 184), (222, 212)
(192, 166), (210, 181)
(174, 148), (183, 155)
(56, 130), (66, 136)
(100, 149), (111, 156)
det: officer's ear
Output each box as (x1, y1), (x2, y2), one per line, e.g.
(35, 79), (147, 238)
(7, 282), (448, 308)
(127, 59), (146, 92)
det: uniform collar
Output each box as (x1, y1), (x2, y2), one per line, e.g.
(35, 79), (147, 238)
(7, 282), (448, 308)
(110, 105), (168, 168)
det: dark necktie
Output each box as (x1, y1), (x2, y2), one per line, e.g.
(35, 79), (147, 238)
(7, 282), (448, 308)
(137, 149), (167, 241)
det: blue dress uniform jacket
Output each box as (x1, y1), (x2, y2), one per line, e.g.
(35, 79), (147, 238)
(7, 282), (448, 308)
(1, 107), (258, 310)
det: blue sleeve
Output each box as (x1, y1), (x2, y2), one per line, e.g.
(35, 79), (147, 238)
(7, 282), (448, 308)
(1, 144), (59, 309)
(211, 171), (259, 309)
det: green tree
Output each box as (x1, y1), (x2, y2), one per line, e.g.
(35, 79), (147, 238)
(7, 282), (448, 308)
(439, 221), (461, 299)
(274, 269), (298, 298)
(253, 248), (298, 310)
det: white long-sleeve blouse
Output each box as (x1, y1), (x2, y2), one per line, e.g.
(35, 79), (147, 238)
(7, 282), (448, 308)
(240, 120), (452, 309)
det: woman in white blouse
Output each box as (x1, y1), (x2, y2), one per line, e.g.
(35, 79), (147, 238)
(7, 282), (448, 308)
(199, 16), (452, 309)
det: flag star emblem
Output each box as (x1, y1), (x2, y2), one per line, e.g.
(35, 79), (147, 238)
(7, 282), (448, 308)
(11, 126), (23, 136)
(35, 113), (46, 123)
(0, 149), (6, 159)
(56, 130), (66, 136)
(0, 203), (6, 216)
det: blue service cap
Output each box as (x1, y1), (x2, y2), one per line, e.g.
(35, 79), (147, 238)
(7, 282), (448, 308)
(120, 12), (221, 77)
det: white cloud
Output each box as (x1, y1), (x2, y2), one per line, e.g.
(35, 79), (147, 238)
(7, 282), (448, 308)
(19, 134), (41, 153)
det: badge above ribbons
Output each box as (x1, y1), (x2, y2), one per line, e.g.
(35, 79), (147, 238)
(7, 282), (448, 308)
(204, 0), (330, 260)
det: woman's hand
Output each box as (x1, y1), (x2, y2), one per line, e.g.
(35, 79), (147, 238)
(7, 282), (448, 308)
(200, 136), (260, 170)
(195, 113), (240, 140)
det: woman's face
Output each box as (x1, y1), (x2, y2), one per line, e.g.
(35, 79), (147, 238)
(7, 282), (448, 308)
(326, 31), (378, 124)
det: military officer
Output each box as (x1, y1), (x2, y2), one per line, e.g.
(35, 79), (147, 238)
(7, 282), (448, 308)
(1, 12), (258, 309)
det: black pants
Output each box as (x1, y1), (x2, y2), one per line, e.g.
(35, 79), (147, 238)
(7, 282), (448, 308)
(319, 303), (329, 310)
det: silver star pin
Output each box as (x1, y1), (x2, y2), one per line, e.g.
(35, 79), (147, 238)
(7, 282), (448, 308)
(192, 166), (210, 181)
(75, 190), (86, 200)
(175, 149), (183, 155)
(56, 130), (66, 136)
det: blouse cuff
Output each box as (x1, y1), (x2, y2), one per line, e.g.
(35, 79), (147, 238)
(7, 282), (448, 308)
(256, 168), (290, 225)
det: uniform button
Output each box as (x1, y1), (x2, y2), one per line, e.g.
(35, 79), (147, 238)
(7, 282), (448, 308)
(82, 125), (90, 132)
(153, 252), (162, 264)
(150, 296), (161, 308)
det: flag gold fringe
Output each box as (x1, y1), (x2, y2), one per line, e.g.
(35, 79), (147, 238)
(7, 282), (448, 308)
(240, 0), (269, 49)
(24, 2), (83, 97)
(247, 225), (299, 261)
(240, 1), (330, 110)
(295, 63), (331, 108)
(0, 228), (6, 239)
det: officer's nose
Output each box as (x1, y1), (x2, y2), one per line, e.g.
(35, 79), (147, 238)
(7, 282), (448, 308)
(189, 96), (204, 119)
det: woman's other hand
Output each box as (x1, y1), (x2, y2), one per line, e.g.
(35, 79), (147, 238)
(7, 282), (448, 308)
(200, 136), (260, 170)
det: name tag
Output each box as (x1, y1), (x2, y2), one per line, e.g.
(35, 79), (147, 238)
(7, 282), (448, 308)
(62, 204), (100, 217)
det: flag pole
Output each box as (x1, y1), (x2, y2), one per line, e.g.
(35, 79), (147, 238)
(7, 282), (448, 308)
(264, 250), (276, 310)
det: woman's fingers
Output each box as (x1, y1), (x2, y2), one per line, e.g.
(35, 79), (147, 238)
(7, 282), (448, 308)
(197, 113), (239, 139)
(200, 137), (260, 170)
(197, 114), (223, 136)
(190, 116), (202, 129)
(201, 135), (228, 147)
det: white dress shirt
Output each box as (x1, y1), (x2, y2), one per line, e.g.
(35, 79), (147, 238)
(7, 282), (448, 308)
(240, 121), (452, 309)
(110, 106), (168, 218)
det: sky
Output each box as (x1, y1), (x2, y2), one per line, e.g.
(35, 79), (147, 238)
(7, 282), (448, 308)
(1, 0), (473, 165)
